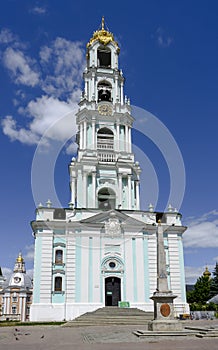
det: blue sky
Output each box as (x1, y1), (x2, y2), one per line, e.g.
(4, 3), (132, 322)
(0, 0), (218, 284)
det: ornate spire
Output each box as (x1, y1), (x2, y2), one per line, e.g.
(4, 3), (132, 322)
(101, 16), (105, 30)
(14, 252), (26, 273)
(87, 17), (119, 50)
(16, 252), (24, 263)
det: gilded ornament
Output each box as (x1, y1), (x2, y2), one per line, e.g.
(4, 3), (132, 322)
(87, 16), (119, 50)
(98, 104), (113, 116)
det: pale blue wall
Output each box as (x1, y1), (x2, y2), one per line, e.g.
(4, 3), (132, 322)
(123, 238), (127, 301)
(132, 238), (138, 302)
(88, 237), (93, 302)
(52, 292), (65, 303)
(143, 235), (150, 302)
(75, 235), (82, 302)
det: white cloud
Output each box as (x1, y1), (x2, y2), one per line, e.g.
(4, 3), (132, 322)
(185, 265), (205, 284)
(23, 245), (35, 263)
(65, 141), (78, 155)
(2, 115), (40, 144)
(26, 269), (34, 279)
(2, 267), (12, 279)
(30, 6), (47, 15)
(0, 28), (17, 44)
(2, 47), (40, 87)
(0, 32), (85, 148)
(183, 210), (218, 248)
(156, 27), (173, 48)
(1, 96), (78, 147)
(185, 263), (216, 284)
(40, 37), (85, 97)
(25, 95), (78, 141)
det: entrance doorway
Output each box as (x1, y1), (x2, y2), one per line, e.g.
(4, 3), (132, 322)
(105, 277), (121, 306)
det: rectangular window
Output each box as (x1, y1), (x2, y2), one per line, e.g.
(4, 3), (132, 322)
(12, 306), (17, 314)
(55, 276), (62, 292)
(55, 250), (63, 264)
(12, 297), (17, 302)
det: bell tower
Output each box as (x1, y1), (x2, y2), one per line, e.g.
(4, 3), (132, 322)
(69, 18), (141, 210)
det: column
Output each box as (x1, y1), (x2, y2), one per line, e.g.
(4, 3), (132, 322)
(128, 127), (132, 152)
(120, 81), (124, 105)
(135, 180), (140, 209)
(125, 125), (129, 152)
(128, 175), (132, 209)
(92, 72), (95, 100)
(80, 123), (83, 149)
(19, 296), (22, 320)
(70, 177), (75, 205)
(5, 296), (9, 314)
(77, 170), (82, 208)
(92, 120), (95, 149)
(85, 79), (88, 97)
(116, 123), (120, 151)
(22, 296), (26, 321)
(92, 172), (96, 208)
(82, 172), (87, 208)
(83, 120), (87, 149)
(115, 75), (118, 102)
(118, 174), (122, 208)
(157, 223), (169, 292)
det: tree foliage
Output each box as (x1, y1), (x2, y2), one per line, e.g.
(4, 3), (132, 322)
(187, 275), (211, 304)
(187, 262), (218, 307)
(209, 262), (218, 298)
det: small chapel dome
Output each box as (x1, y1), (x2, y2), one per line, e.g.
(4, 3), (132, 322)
(16, 252), (24, 263)
(6, 253), (33, 289)
(203, 266), (211, 279)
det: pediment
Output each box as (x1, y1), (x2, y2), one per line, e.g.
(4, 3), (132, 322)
(80, 209), (145, 227)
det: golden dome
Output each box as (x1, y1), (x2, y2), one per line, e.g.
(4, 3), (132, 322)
(203, 266), (211, 278)
(87, 17), (119, 50)
(16, 252), (24, 263)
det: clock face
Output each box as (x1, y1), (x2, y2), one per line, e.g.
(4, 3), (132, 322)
(14, 277), (21, 284)
(98, 104), (113, 116)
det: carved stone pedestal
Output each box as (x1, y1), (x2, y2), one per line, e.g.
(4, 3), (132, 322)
(148, 319), (183, 331)
(148, 292), (182, 331)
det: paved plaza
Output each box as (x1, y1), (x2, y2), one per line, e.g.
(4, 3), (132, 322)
(0, 319), (218, 350)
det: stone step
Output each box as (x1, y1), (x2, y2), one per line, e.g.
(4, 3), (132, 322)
(82, 307), (152, 314)
(64, 307), (154, 327)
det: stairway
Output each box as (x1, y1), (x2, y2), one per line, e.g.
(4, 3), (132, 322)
(64, 307), (154, 326)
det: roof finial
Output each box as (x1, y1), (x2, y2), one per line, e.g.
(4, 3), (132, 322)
(101, 16), (105, 30)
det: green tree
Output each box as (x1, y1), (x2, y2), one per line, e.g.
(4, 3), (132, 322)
(209, 262), (218, 298)
(187, 275), (211, 304)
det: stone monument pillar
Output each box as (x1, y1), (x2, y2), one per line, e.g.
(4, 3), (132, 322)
(148, 220), (182, 331)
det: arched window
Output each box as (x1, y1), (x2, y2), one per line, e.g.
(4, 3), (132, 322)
(54, 276), (62, 292)
(55, 250), (63, 264)
(97, 128), (114, 150)
(97, 47), (111, 68)
(97, 81), (112, 102)
(98, 187), (116, 210)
